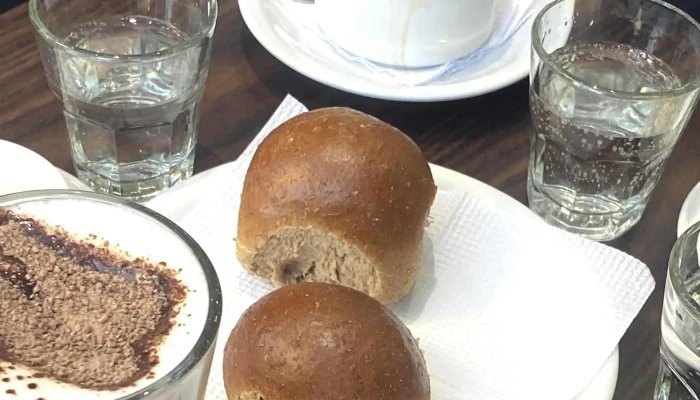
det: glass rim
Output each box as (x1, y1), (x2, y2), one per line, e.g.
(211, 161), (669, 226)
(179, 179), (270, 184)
(532, 0), (700, 101)
(28, 0), (218, 62)
(0, 189), (223, 400)
(670, 220), (700, 323)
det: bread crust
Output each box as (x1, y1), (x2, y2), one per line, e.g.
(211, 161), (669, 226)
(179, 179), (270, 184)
(223, 282), (431, 400)
(237, 107), (437, 303)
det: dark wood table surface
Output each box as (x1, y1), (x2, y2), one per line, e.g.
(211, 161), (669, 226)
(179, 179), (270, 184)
(1, 0), (698, 398)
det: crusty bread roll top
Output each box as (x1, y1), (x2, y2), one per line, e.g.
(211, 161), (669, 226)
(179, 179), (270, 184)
(236, 107), (437, 303)
(223, 282), (431, 400)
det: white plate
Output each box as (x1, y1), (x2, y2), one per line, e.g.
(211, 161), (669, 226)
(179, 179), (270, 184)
(0, 140), (68, 195)
(238, 0), (531, 101)
(148, 161), (619, 400)
(425, 165), (618, 400)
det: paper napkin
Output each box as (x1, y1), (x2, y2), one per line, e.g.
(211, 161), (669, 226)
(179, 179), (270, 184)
(276, 0), (552, 86)
(147, 95), (655, 400)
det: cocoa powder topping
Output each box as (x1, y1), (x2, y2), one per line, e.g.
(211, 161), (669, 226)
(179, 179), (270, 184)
(0, 210), (186, 389)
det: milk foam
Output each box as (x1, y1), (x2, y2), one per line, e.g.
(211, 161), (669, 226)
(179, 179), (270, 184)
(0, 196), (212, 400)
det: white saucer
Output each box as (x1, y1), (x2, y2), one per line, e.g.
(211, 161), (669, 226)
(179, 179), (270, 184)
(0, 140), (68, 195)
(57, 168), (93, 191)
(147, 161), (619, 400)
(678, 180), (700, 237)
(239, 0), (530, 101)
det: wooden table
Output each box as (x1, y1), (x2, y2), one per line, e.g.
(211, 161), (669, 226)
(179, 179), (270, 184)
(1, 0), (698, 398)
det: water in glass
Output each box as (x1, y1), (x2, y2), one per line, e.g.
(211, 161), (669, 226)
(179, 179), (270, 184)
(58, 16), (204, 199)
(529, 43), (684, 240)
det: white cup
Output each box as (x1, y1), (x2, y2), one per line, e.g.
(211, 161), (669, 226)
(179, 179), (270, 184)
(315, 0), (497, 68)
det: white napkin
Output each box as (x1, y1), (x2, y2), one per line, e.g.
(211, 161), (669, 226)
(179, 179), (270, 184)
(147, 95), (655, 400)
(276, 0), (551, 86)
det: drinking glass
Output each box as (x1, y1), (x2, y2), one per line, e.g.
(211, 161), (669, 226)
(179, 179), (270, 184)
(655, 221), (700, 399)
(0, 190), (222, 399)
(29, 0), (218, 200)
(529, 0), (700, 241)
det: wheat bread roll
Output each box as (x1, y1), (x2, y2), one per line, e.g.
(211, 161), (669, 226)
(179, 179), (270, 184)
(236, 107), (437, 303)
(222, 282), (430, 400)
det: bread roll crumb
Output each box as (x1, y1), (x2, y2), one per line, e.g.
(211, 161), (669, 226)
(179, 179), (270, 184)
(237, 108), (436, 303)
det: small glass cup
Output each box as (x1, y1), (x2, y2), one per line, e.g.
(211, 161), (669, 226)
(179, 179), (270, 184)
(529, 0), (700, 241)
(29, 0), (218, 200)
(655, 221), (700, 399)
(0, 190), (222, 400)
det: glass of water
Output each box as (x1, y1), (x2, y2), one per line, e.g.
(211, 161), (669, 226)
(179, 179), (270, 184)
(29, 0), (217, 200)
(655, 221), (700, 399)
(529, 0), (700, 241)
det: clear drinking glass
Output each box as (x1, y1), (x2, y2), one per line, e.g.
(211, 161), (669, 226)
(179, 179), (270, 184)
(528, 0), (700, 241)
(0, 190), (222, 400)
(655, 221), (700, 399)
(29, 0), (218, 200)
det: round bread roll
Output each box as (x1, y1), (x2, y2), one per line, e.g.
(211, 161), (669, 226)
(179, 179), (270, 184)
(236, 107), (437, 304)
(223, 282), (431, 400)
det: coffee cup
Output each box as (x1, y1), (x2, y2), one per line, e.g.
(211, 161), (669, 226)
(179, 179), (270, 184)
(315, 0), (497, 68)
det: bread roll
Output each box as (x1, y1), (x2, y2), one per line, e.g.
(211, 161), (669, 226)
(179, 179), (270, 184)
(236, 107), (436, 303)
(223, 282), (430, 400)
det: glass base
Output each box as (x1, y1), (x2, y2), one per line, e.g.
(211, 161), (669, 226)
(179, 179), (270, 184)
(527, 182), (644, 242)
(655, 331), (700, 400)
(74, 153), (194, 202)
